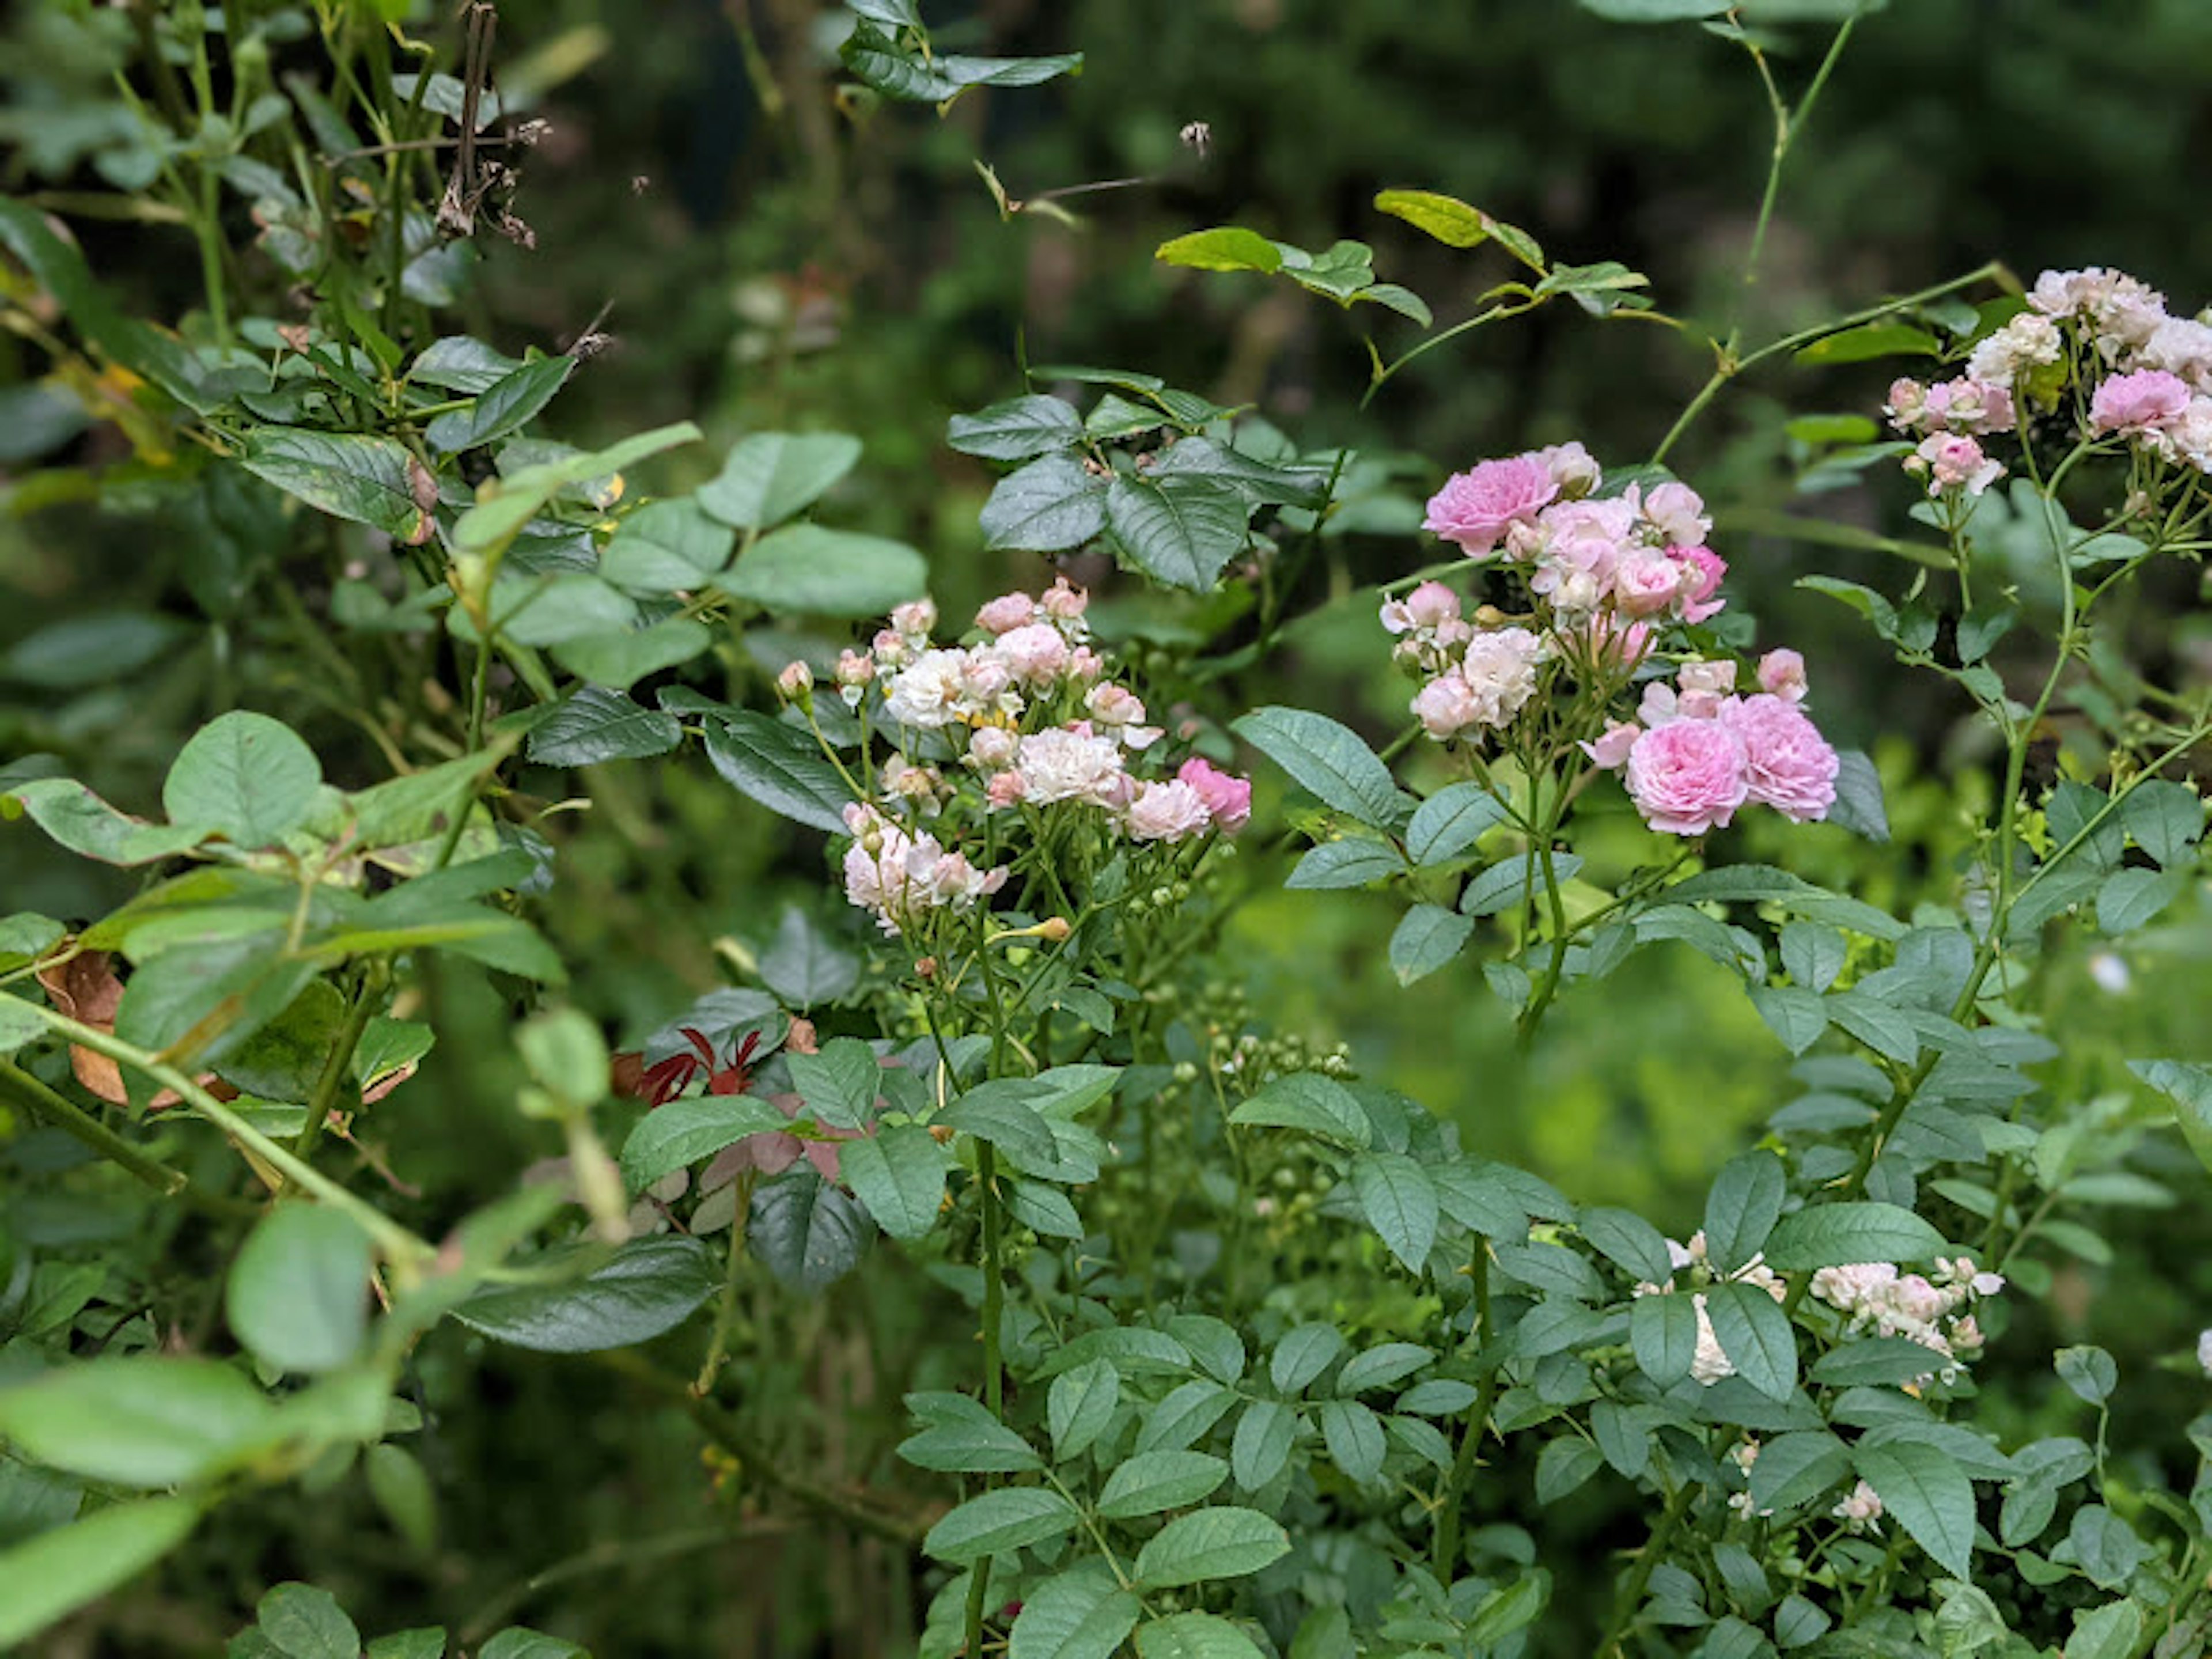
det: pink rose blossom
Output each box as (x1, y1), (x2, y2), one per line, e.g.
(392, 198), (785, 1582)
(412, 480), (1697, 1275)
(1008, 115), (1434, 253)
(1884, 378), (1928, 431)
(967, 725), (1018, 768)
(1669, 545), (1728, 623)
(1040, 578), (1089, 623)
(1124, 779), (1215, 842)
(1610, 549), (1685, 618)
(994, 622), (1070, 687)
(2091, 369), (2192, 433)
(975, 592), (1037, 635)
(1624, 719), (1749, 836)
(1719, 693), (1839, 822)
(1643, 481), (1710, 548)
(1412, 672), (1482, 740)
(1015, 726), (1126, 805)
(1177, 757), (1252, 834)
(889, 599), (937, 638)
(1532, 441), (1602, 495)
(1756, 648), (1808, 702)
(1910, 434), (2004, 496)
(1582, 721), (1641, 770)
(986, 771), (1028, 809)
(1424, 454), (1558, 558)
(1380, 579), (1462, 636)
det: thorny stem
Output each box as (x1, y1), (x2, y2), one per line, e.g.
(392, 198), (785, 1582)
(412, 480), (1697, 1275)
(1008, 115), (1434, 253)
(18, 1004), (433, 1267)
(0, 1057), (187, 1197)
(296, 961), (387, 1160)
(1433, 1241), (1497, 1574)
(1597, 1478), (1696, 1657)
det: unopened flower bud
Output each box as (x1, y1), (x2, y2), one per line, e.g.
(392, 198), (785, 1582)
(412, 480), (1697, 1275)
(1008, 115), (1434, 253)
(777, 661), (815, 703)
(1037, 916), (1071, 942)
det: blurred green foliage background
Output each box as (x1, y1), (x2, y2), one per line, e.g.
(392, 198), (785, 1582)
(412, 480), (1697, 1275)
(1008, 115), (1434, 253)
(7, 1), (2212, 1650)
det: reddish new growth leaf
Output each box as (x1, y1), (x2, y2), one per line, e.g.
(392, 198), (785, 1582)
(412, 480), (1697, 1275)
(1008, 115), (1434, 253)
(619, 1027), (766, 1108)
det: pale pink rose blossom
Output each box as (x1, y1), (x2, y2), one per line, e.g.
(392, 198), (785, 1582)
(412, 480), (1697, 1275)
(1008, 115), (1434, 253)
(1532, 440), (1603, 495)
(993, 622), (1070, 687)
(1424, 454), (1559, 557)
(1177, 757), (1252, 834)
(1610, 549), (1685, 618)
(1689, 1295), (1735, 1385)
(975, 592), (1037, 635)
(1412, 672), (1482, 740)
(835, 649), (874, 688)
(1676, 659), (1737, 696)
(2138, 317), (2212, 390)
(1040, 578), (1089, 623)
(1380, 579), (1463, 636)
(1911, 434), (2004, 495)
(1884, 378), (1928, 431)
(776, 661), (813, 698)
(1922, 377), (2016, 434)
(1456, 627), (1546, 727)
(1625, 719), (1749, 836)
(1965, 313), (2062, 384)
(1643, 481), (1710, 548)
(1756, 648), (1808, 702)
(1833, 1480), (1884, 1533)
(1014, 726), (1125, 805)
(967, 726), (1018, 768)
(986, 771), (1028, 809)
(889, 599), (937, 638)
(1721, 693), (1839, 822)
(884, 649), (969, 728)
(1124, 779), (1215, 842)
(1670, 546), (1729, 623)
(1582, 721), (1641, 770)
(2092, 369), (2192, 433)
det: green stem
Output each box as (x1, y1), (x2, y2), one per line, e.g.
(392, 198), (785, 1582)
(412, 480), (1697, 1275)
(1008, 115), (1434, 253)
(694, 1175), (755, 1395)
(19, 1004), (431, 1266)
(1433, 1242), (1497, 1575)
(296, 961), (386, 1159)
(962, 1141), (1009, 1657)
(1598, 1479), (1696, 1657)
(0, 1057), (187, 1197)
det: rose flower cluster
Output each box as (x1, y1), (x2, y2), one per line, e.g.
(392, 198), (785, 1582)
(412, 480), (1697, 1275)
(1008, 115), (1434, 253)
(1887, 264), (2212, 498)
(1389, 444), (1840, 838)
(797, 580), (1251, 936)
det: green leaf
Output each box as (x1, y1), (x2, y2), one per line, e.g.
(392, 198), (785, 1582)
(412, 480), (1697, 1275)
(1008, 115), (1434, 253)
(1812, 1337), (1959, 1387)
(758, 908), (860, 1007)
(1270, 1324), (1344, 1393)
(599, 498), (736, 593)
(410, 334), (525, 393)
(0, 993), (41, 1056)
(1372, 188), (1490, 248)
(1156, 228), (1283, 273)
(940, 1090), (1060, 1172)
(1009, 1562), (1142, 1659)
(787, 1038), (880, 1130)
(702, 710), (855, 832)
(1703, 1151), (1787, 1273)
(696, 432), (862, 531)
(0, 1495), (203, 1650)
(527, 687), (683, 767)
(1536, 1437), (1604, 1503)
(1133, 1613), (1267, 1659)
(0, 1357), (276, 1487)
(1099, 1450), (1230, 1518)
(840, 1124), (949, 1241)
(1388, 903), (1471, 986)
(1228, 1071), (1371, 1149)
(1752, 986), (1829, 1055)
(2096, 866), (2186, 934)
(1133, 1507), (1290, 1588)
(1573, 0), (1728, 16)
(426, 355), (574, 454)
(2131, 1059), (2212, 1174)
(2119, 780), (2203, 869)
(2054, 1345), (2118, 1406)
(1828, 749), (1891, 841)
(550, 618), (714, 690)
(1316, 1399), (1386, 1484)
(243, 1582), (362, 1659)
(948, 395), (1085, 461)
(1231, 706), (1408, 829)
(1285, 838), (1406, 889)
(980, 454), (1108, 552)
(1351, 1151), (1440, 1270)
(366, 1443), (438, 1552)
(1048, 1358), (1120, 1461)
(1406, 781), (1510, 865)
(1632, 1293), (1698, 1387)
(240, 428), (432, 543)
(924, 1487), (1079, 1564)
(1579, 1207), (1676, 1285)
(1468, 1575), (1551, 1646)
(618, 1094), (791, 1191)
(718, 524), (928, 617)
(479, 1628), (586, 1659)
(1230, 1399), (1295, 1489)
(226, 1205), (374, 1374)
(1748, 1430), (1850, 1514)
(453, 424), (701, 557)
(1334, 1342), (1434, 1395)
(162, 712), (322, 849)
(1762, 1203), (1947, 1271)
(1705, 1282), (1798, 1400)
(452, 1236), (720, 1351)
(115, 937), (319, 1089)
(1795, 323), (1944, 365)
(1104, 475), (1250, 592)
(2064, 1601), (2143, 1659)
(750, 1169), (870, 1293)
(898, 1393), (1041, 1475)
(1854, 1441), (1975, 1578)
(2, 778), (211, 866)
